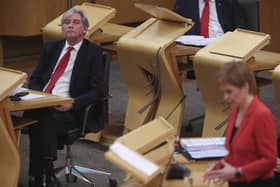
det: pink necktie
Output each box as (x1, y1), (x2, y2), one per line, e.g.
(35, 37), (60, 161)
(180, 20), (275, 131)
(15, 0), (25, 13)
(44, 47), (73, 93)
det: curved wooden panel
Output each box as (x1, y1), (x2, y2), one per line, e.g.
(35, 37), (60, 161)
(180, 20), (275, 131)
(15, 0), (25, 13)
(117, 6), (193, 134)
(0, 117), (20, 187)
(193, 29), (270, 137)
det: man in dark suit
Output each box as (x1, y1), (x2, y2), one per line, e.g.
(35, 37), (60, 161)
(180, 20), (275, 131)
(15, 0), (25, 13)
(27, 8), (104, 187)
(174, 0), (247, 37)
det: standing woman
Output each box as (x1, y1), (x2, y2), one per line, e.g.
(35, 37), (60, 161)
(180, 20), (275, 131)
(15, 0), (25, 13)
(203, 61), (277, 187)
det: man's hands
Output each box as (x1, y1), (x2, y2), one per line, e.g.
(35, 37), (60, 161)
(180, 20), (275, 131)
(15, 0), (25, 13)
(54, 103), (73, 111)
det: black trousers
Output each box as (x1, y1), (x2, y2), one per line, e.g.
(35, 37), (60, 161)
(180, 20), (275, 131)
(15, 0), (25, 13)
(27, 108), (79, 176)
(229, 178), (274, 187)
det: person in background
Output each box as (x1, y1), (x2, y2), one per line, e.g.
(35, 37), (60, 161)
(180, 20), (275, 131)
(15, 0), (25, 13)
(27, 8), (104, 187)
(203, 61), (277, 187)
(173, 0), (247, 38)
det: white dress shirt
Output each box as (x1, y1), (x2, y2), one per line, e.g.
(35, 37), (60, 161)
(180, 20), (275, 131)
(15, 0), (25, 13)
(44, 40), (83, 97)
(199, 0), (224, 38)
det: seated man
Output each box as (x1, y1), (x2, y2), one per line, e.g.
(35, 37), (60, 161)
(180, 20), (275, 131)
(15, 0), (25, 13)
(27, 8), (104, 187)
(174, 0), (247, 38)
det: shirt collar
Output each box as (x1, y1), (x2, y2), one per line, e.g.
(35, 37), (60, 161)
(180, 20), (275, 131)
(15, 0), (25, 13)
(64, 39), (83, 52)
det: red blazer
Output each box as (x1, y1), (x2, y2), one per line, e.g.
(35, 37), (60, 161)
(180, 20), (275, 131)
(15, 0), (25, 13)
(224, 96), (277, 182)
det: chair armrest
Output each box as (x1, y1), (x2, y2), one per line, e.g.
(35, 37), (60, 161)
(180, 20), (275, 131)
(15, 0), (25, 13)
(81, 103), (97, 136)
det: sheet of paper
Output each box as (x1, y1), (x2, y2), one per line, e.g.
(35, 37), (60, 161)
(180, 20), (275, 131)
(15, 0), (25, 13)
(176, 35), (217, 46)
(20, 93), (45, 100)
(110, 142), (159, 176)
(10, 84), (25, 95)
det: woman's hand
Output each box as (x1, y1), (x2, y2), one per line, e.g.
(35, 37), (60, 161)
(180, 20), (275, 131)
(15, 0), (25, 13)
(275, 157), (280, 172)
(203, 160), (237, 185)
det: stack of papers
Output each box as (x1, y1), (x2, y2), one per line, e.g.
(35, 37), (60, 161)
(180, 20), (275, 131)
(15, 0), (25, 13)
(175, 35), (217, 46)
(180, 137), (228, 159)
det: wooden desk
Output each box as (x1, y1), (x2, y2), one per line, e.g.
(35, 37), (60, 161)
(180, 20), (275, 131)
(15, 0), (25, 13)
(173, 154), (228, 187)
(170, 44), (280, 72)
(0, 89), (73, 145)
(91, 23), (133, 45)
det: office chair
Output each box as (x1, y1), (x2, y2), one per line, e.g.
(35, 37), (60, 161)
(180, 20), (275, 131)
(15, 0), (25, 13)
(238, 0), (259, 31)
(55, 52), (117, 187)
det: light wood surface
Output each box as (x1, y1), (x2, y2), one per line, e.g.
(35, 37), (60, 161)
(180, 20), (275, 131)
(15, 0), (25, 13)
(42, 2), (116, 41)
(0, 0), (67, 36)
(5, 89), (73, 112)
(259, 0), (280, 52)
(90, 23), (133, 44)
(0, 117), (20, 187)
(0, 39), (3, 67)
(105, 117), (175, 186)
(0, 67), (27, 102)
(1, 88), (72, 146)
(117, 4), (193, 135)
(95, 0), (176, 24)
(209, 29), (270, 61)
(193, 29), (273, 137)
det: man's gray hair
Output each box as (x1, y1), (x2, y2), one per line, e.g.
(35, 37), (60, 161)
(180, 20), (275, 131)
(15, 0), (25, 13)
(61, 8), (90, 27)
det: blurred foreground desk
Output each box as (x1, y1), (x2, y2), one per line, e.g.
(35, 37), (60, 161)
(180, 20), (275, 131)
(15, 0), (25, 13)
(173, 154), (228, 187)
(0, 67), (72, 186)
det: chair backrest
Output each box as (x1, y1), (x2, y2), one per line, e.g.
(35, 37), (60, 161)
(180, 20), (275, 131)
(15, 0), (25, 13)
(61, 51), (112, 145)
(102, 51), (112, 128)
(80, 51), (112, 136)
(238, 0), (259, 31)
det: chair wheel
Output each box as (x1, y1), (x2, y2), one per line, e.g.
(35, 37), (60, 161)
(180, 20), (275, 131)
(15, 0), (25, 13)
(66, 174), (78, 183)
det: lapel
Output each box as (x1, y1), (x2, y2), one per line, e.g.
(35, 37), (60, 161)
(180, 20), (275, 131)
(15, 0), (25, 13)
(69, 39), (88, 88)
(194, 0), (200, 25)
(234, 96), (257, 139)
(46, 41), (65, 81)
(225, 107), (238, 148)
(215, 0), (223, 22)
(227, 96), (258, 147)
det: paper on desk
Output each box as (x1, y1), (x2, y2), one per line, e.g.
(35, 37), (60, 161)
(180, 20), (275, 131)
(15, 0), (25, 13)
(180, 137), (228, 159)
(110, 142), (159, 176)
(176, 35), (216, 46)
(10, 84), (25, 95)
(20, 93), (45, 100)
(188, 148), (228, 159)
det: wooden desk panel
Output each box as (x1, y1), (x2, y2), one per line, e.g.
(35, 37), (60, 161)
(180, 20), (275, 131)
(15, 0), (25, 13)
(259, 0), (280, 52)
(0, 89), (73, 145)
(95, 0), (176, 24)
(0, 117), (20, 187)
(0, 39), (3, 67)
(175, 154), (228, 187)
(0, 0), (67, 36)
(6, 89), (73, 112)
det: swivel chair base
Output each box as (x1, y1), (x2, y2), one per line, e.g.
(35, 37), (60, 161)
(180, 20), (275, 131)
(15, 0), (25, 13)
(55, 145), (117, 187)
